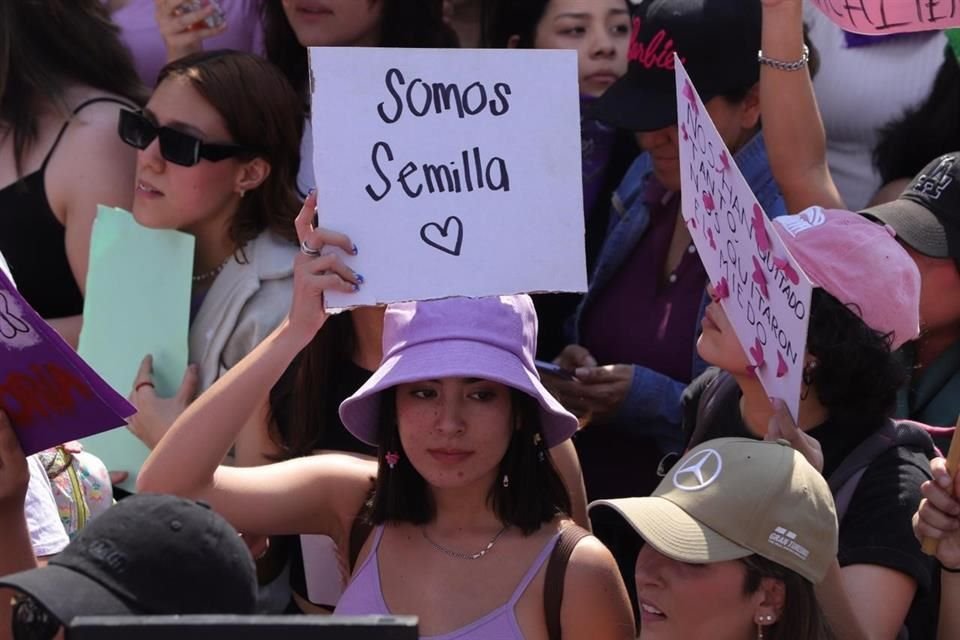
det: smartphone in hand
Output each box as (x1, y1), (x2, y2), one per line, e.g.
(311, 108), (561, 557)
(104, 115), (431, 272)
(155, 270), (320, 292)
(175, 0), (226, 31)
(535, 360), (576, 381)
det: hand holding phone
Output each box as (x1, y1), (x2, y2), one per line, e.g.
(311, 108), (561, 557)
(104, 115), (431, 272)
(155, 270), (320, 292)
(535, 360), (576, 381)
(173, 0), (226, 32)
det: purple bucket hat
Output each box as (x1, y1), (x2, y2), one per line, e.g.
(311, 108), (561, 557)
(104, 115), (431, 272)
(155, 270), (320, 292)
(339, 295), (578, 448)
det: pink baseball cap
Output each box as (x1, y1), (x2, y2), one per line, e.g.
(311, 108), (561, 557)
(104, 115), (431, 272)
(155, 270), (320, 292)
(339, 295), (578, 448)
(772, 207), (921, 350)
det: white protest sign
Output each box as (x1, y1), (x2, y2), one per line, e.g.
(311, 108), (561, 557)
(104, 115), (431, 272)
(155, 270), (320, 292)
(675, 57), (813, 421)
(310, 47), (586, 308)
(810, 0), (960, 35)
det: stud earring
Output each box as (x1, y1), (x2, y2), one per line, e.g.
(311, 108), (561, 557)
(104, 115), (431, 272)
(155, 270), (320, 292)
(502, 474), (510, 488)
(385, 451), (400, 469)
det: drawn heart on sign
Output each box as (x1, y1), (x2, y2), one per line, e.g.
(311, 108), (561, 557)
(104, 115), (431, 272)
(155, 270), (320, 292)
(420, 216), (464, 256)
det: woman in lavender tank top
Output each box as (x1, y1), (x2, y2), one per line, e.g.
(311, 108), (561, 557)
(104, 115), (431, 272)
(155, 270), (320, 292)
(138, 197), (635, 639)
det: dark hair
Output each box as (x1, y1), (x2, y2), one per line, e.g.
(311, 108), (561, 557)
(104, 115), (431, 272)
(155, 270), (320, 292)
(0, 0), (145, 174)
(267, 312), (356, 459)
(157, 51), (302, 249)
(483, 0), (551, 48)
(261, 0), (460, 103)
(740, 555), (834, 640)
(874, 47), (960, 185)
(805, 288), (906, 431)
(719, 24), (820, 106)
(370, 388), (572, 533)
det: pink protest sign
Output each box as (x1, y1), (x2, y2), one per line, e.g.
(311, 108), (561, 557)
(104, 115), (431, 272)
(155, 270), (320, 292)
(0, 269), (135, 455)
(675, 58), (814, 421)
(810, 0), (960, 35)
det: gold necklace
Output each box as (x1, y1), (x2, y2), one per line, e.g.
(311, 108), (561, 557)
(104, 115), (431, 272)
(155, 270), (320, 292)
(421, 525), (508, 560)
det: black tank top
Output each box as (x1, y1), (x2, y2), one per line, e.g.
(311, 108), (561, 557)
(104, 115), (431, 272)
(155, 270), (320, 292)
(0, 97), (133, 319)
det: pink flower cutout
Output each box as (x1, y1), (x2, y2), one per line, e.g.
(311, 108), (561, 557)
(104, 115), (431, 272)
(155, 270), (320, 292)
(752, 204), (771, 254)
(702, 191), (716, 212)
(751, 256), (769, 299)
(776, 351), (789, 378)
(682, 79), (699, 116)
(772, 255), (800, 285)
(718, 149), (731, 174)
(713, 277), (730, 300)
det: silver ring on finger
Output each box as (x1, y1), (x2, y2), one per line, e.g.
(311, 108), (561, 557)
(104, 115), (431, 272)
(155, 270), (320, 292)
(300, 240), (322, 257)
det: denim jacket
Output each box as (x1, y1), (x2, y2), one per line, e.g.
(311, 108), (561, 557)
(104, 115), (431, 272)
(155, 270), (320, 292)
(572, 132), (787, 453)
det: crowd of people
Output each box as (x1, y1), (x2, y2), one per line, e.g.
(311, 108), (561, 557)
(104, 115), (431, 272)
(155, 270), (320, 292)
(1, 0), (958, 638)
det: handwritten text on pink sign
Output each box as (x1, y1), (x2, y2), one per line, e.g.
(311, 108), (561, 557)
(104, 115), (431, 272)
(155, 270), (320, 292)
(810, 0), (960, 35)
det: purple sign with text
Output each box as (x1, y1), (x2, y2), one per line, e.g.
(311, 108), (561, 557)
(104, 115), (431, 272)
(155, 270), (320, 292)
(0, 269), (135, 455)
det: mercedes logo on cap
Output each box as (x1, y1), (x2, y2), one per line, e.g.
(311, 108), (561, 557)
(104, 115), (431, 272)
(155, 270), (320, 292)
(672, 448), (723, 491)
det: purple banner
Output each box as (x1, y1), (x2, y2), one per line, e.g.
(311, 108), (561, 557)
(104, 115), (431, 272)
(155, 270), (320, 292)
(0, 269), (135, 455)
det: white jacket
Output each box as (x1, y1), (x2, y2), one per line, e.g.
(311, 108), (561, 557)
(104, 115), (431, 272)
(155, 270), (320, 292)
(190, 231), (297, 391)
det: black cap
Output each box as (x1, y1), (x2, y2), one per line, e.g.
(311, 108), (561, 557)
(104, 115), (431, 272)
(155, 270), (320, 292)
(0, 494), (257, 624)
(590, 0), (762, 132)
(861, 152), (960, 263)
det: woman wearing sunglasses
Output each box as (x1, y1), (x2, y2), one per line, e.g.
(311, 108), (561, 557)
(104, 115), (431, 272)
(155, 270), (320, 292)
(0, 0), (144, 347)
(120, 49), (302, 441)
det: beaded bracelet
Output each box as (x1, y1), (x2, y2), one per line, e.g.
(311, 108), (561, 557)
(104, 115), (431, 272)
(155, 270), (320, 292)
(757, 45), (810, 72)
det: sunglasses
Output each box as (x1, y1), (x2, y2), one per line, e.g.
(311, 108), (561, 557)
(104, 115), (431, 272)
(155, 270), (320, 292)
(11, 593), (60, 640)
(118, 109), (256, 167)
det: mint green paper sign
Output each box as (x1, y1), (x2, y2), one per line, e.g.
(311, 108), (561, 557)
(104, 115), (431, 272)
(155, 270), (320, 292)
(79, 206), (194, 492)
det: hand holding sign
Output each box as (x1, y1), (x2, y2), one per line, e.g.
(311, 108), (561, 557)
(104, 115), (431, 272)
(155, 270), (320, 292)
(310, 47), (585, 308)
(0, 267), (135, 456)
(765, 398), (824, 474)
(919, 421), (960, 557)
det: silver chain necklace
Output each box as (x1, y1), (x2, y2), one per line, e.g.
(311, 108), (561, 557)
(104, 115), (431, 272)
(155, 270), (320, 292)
(421, 525), (508, 560)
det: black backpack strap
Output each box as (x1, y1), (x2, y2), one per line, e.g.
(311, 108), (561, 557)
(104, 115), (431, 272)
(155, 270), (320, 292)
(544, 525), (591, 640)
(828, 420), (935, 523)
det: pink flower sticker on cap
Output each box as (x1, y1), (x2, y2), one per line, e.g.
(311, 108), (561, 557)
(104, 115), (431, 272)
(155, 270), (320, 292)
(751, 256), (769, 299)
(688, 217), (698, 230)
(752, 204), (771, 254)
(772, 254), (800, 285)
(702, 191), (716, 212)
(681, 123), (689, 141)
(707, 226), (717, 251)
(682, 79), (698, 116)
